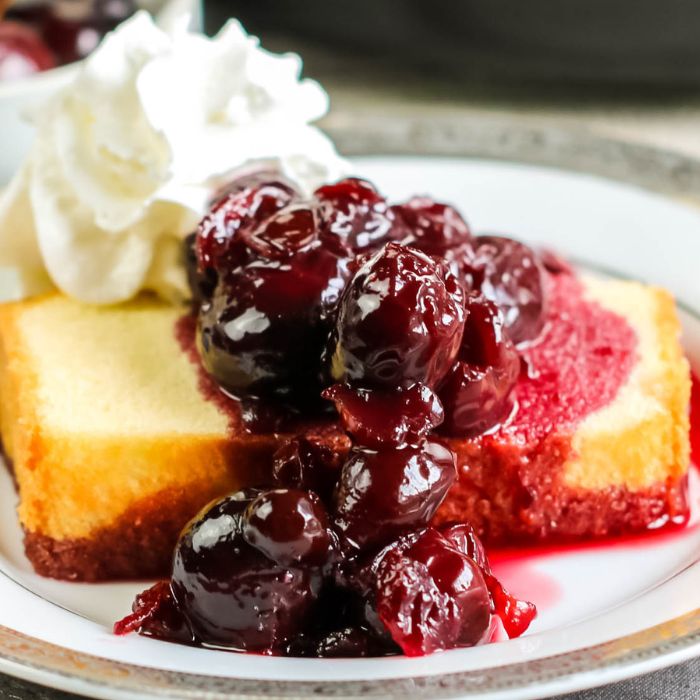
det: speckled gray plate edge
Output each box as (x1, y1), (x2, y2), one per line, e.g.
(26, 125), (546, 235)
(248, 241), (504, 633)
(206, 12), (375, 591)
(2, 119), (700, 700)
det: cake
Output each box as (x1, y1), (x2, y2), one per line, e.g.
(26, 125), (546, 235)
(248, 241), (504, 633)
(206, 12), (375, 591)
(0, 270), (689, 581)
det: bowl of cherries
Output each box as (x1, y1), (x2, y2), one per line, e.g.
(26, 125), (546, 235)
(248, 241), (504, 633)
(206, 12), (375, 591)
(0, 0), (200, 183)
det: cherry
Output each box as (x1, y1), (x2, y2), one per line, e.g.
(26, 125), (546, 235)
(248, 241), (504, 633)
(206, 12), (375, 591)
(373, 528), (491, 656)
(315, 178), (397, 255)
(332, 439), (457, 550)
(0, 21), (55, 80)
(242, 489), (336, 567)
(183, 233), (217, 306)
(195, 182), (296, 273)
(439, 523), (536, 639)
(171, 489), (322, 652)
(392, 197), (472, 256)
(438, 296), (520, 437)
(42, 0), (136, 65)
(241, 205), (319, 260)
(323, 382), (444, 448)
(440, 522), (490, 572)
(330, 242), (466, 389)
(271, 433), (351, 503)
(114, 581), (193, 644)
(463, 236), (547, 345)
(197, 246), (349, 402)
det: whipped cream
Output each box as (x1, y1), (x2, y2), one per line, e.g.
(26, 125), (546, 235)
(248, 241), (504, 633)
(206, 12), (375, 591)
(0, 12), (347, 304)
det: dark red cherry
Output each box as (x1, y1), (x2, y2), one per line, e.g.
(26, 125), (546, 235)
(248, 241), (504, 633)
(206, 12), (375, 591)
(0, 21), (56, 80)
(440, 522), (490, 573)
(208, 169), (298, 207)
(197, 246), (349, 402)
(171, 490), (322, 652)
(114, 581), (193, 644)
(42, 0), (136, 64)
(315, 178), (397, 254)
(463, 236), (547, 345)
(240, 205), (319, 260)
(392, 197), (472, 256)
(184, 233), (217, 305)
(374, 528), (491, 656)
(438, 297), (520, 437)
(331, 242), (466, 389)
(272, 433), (351, 503)
(332, 439), (457, 550)
(195, 182), (296, 273)
(323, 382), (444, 448)
(242, 489), (335, 567)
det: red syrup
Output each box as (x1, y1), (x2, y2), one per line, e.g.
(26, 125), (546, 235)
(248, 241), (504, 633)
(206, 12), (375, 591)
(484, 373), (700, 613)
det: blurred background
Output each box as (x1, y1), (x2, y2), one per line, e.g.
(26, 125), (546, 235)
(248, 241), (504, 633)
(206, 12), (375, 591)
(3, 0), (700, 184)
(201, 0), (700, 165)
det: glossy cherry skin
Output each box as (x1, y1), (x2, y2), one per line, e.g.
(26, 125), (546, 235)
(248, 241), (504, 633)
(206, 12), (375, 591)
(184, 233), (217, 306)
(440, 523), (490, 573)
(332, 439), (457, 550)
(197, 246), (350, 402)
(323, 382), (444, 448)
(438, 296), (520, 437)
(0, 21), (56, 80)
(330, 242), (466, 389)
(171, 490), (323, 652)
(272, 433), (351, 503)
(315, 178), (397, 255)
(195, 182), (296, 273)
(373, 527), (491, 656)
(242, 489), (336, 567)
(392, 197), (472, 256)
(463, 235), (547, 345)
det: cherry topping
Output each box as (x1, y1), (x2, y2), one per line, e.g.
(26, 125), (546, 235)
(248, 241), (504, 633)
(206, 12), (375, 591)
(183, 233), (217, 305)
(114, 580), (193, 644)
(197, 246), (349, 402)
(195, 182), (297, 273)
(463, 236), (547, 345)
(484, 574), (537, 639)
(240, 205), (319, 260)
(315, 178), (397, 254)
(323, 382), (444, 448)
(171, 490), (322, 652)
(0, 21), (56, 80)
(439, 296), (520, 437)
(392, 197), (472, 256)
(374, 528), (491, 656)
(242, 489), (336, 567)
(272, 433), (351, 502)
(440, 522), (490, 572)
(41, 0), (136, 65)
(330, 242), (466, 389)
(332, 439), (457, 550)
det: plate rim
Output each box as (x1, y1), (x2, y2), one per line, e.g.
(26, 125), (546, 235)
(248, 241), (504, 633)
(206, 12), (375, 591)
(3, 130), (700, 699)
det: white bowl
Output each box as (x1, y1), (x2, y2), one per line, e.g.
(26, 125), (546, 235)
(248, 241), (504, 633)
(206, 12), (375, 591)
(0, 0), (202, 184)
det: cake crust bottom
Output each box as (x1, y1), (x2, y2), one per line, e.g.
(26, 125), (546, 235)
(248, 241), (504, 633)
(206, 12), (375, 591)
(23, 486), (221, 582)
(436, 434), (689, 543)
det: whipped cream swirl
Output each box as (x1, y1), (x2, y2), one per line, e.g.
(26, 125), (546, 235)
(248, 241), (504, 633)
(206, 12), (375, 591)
(0, 12), (347, 304)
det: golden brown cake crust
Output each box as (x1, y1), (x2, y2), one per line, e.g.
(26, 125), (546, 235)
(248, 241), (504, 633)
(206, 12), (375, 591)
(0, 276), (691, 580)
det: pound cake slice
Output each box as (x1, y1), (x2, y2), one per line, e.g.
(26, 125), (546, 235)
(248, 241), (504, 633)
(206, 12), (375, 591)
(0, 274), (690, 580)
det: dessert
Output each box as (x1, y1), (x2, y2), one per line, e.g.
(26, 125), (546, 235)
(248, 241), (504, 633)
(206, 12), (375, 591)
(0, 8), (691, 661)
(112, 174), (688, 657)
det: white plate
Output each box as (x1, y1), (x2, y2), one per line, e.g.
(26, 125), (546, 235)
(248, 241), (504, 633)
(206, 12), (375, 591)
(0, 154), (699, 700)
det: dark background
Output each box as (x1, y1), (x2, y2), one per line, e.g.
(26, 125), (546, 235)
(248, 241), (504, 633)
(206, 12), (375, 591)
(204, 0), (700, 90)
